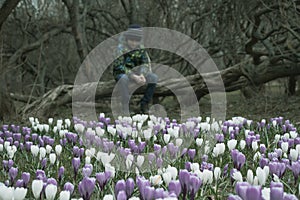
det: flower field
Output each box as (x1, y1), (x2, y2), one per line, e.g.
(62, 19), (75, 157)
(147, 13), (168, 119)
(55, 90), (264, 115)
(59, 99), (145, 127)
(0, 114), (300, 200)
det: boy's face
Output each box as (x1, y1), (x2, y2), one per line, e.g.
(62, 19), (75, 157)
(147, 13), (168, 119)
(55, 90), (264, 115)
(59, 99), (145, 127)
(127, 39), (141, 49)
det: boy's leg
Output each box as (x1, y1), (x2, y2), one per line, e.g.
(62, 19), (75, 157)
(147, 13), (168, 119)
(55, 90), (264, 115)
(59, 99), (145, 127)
(140, 73), (158, 113)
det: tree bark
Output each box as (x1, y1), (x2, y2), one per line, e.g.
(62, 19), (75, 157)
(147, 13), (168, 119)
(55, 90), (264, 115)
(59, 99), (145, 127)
(0, 0), (20, 31)
(16, 61), (300, 118)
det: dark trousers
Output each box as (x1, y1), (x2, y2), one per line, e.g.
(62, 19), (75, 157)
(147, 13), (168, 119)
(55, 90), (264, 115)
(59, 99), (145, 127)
(116, 73), (158, 110)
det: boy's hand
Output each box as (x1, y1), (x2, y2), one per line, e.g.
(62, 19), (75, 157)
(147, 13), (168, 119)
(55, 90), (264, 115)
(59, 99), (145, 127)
(132, 74), (146, 85)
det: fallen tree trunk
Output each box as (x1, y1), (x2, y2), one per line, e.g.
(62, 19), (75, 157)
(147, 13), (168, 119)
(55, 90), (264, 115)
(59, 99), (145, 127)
(14, 60), (300, 118)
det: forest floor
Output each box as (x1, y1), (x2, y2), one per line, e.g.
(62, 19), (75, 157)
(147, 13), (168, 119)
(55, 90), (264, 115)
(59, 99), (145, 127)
(5, 84), (300, 126)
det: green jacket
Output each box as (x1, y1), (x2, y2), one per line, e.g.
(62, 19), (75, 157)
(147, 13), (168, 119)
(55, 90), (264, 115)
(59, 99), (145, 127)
(112, 42), (151, 80)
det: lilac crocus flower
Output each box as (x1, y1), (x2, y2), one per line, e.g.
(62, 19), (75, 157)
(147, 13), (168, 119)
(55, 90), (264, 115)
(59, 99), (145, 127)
(96, 171), (111, 191)
(64, 182), (75, 194)
(78, 177), (96, 200)
(126, 178), (135, 197)
(115, 179), (126, 197)
(154, 188), (165, 199)
(21, 172), (30, 187)
(291, 161), (300, 183)
(168, 180), (181, 197)
(47, 178), (57, 186)
(117, 190), (127, 200)
(188, 149), (196, 161)
(58, 166), (65, 182)
(144, 186), (155, 200)
(189, 175), (202, 199)
(9, 167), (18, 184)
(179, 169), (190, 199)
(72, 157), (80, 179)
(270, 181), (283, 200)
(245, 186), (262, 200)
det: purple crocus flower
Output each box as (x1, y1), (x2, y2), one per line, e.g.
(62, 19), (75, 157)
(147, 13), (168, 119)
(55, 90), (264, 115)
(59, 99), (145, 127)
(96, 171), (111, 191)
(72, 157), (81, 179)
(47, 178), (57, 186)
(154, 188), (165, 199)
(235, 182), (250, 199)
(136, 176), (151, 200)
(126, 178), (135, 197)
(270, 181), (284, 200)
(228, 195), (243, 200)
(115, 179), (126, 197)
(58, 166), (65, 182)
(21, 172), (30, 187)
(144, 186), (155, 200)
(64, 182), (75, 194)
(117, 190), (127, 200)
(36, 169), (47, 182)
(188, 149), (196, 161)
(236, 153), (246, 170)
(168, 180), (181, 197)
(245, 186), (262, 200)
(15, 179), (24, 188)
(291, 161), (300, 183)
(78, 177), (96, 200)
(189, 175), (202, 199)
(179, 169), (190, 199)
(41, 158), (47, 170)
(9, 167), (18, 184)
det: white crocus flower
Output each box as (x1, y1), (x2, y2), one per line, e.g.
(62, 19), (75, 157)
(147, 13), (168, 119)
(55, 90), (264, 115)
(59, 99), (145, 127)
(45, 184), (57, 200)
(253, 176), (259, 185)
(37, 124), (44, 132)
(49, 153), (56, 164)
(175, 138), (183, 147)
(290, 130), (298, 139)
(247, 169), (253, 184)
(256, 167), (266, 186)
(126, 154), (134, 169)
(143, 129), (152, 140)
(29, 117), (34, 124)
(0, 144), (3, 152)
(48, 118), (53, 125)
(137, 155), (144, 167)
(39, 147), (47, 160)
(163, 134), (171, 143)
(196, 138), (203, 146)
(262, 187), (270, 200)
(46, 145), (52, 154)
(55, 145), (62, 156)
(0, 185), (14, 200)
(252, 141), (258, 151)
(202, 169), (213, 184)
(74, 124), (85, 134)
(85, 156), (91, 164)
(14, 187), (28, 200)
(95, 127), (104, 137)
(191, 163), (200, 172)
(281, 142), (289, 153)
(105, 164), (115, 178)
(103, 194), (114, 200)
(129, 197), (140, 200)
(162, 172), (172, 185)
(150, 175), (163, 186)
(166, 166), (178, 180)
(232, 171), (243, 182)
(44, 124), (50, 133)
(31, 145), (39, 157)
(296, 144), (300, 154)
(274, 134), (280, 143)
(227, 139), (237, 151)
(290, 149), (298, 162)
(59, 190), (70, 200)
(65, 119), (71, 128)
(98, 152), (115, 166)
(214, 167), (221, 181)
(32, 180), (44, 199)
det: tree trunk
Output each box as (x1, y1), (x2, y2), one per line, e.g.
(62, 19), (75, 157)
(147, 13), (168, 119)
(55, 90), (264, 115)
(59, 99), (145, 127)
(14, 61), (300, 118)
(0, 0), (20, 31)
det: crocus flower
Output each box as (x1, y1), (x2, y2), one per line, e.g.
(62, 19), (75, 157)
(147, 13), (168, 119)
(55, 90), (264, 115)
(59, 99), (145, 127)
(72, 157), (80, 179)
(189, 175), (202, 200)
(45, 184), (57, 200)
(59, 190), (70, 200)
(32, 179), (43, 199)
(115, 180), (126, 197)
(13, 187), (28, 200)
(126, 178), (135, 197)
(63, 182), (74, 194)
(179, 169), (190, 199)
(168, 180), (181, 197)
(78, 177), (96, 200)
(9, 167), (18, 184)
(96, 171), (111, 191)
(58, 166), (65, 182)
(117, 190), (127, 200)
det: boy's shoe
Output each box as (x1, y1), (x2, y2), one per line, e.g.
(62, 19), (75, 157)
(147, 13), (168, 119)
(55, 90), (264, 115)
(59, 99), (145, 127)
(140, 102), (149, 114)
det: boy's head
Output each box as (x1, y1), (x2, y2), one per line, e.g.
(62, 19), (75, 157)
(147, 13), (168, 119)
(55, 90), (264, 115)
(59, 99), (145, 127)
(124, 24), (143, 42)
